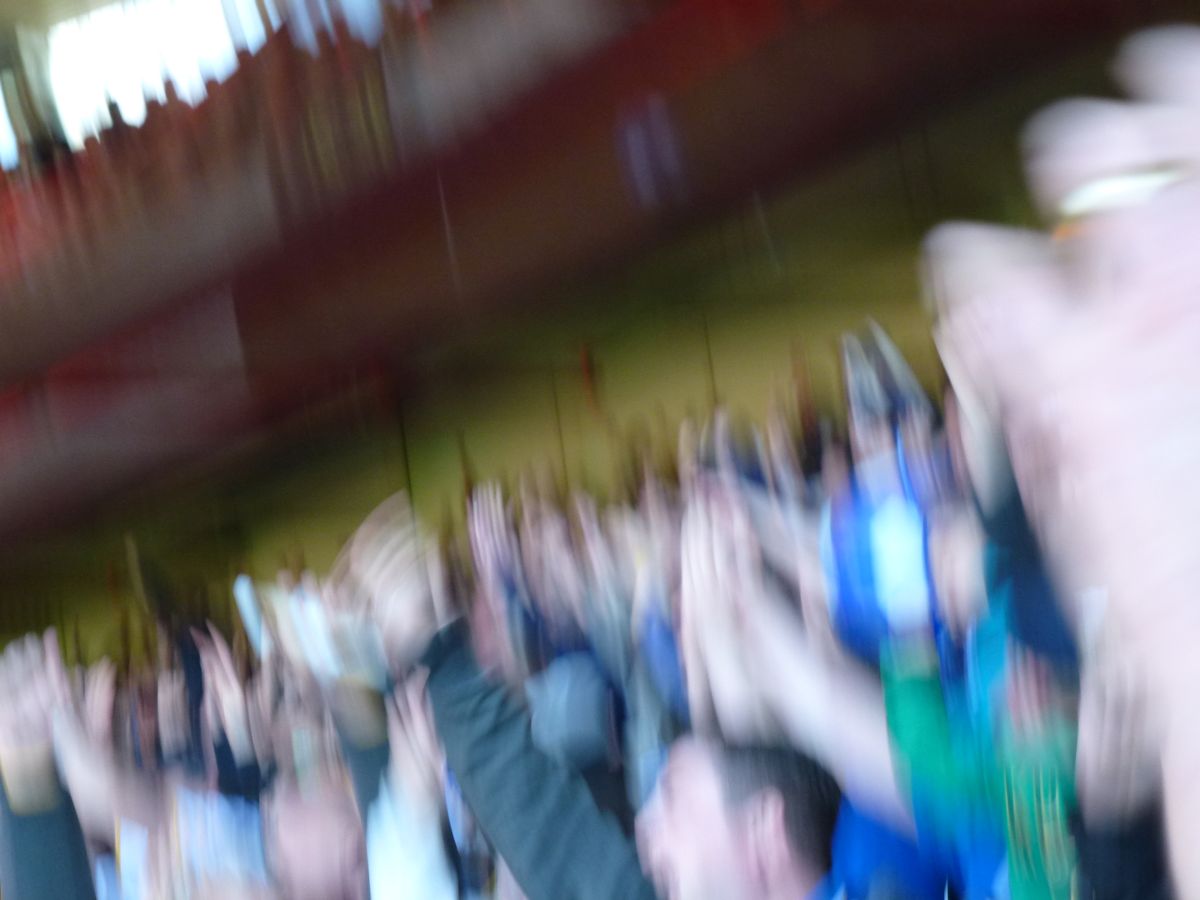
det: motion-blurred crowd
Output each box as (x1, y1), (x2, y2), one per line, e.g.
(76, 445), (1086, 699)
(4, 20), (1200, 900)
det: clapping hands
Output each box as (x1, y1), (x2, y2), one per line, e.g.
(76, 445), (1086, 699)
(678, 482), (778, 742)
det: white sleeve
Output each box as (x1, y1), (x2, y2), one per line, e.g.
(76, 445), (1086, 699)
(367, 774), (457, 900)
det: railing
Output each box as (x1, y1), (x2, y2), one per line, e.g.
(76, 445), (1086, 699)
(0, 0), (622, 377)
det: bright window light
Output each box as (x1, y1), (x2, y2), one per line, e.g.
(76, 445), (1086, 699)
(47, 0), (389, 149)
(48, 0), (249, 148)
(0, 99), (17, 170)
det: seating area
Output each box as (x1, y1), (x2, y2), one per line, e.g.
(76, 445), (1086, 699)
(0, 0), (621, 319)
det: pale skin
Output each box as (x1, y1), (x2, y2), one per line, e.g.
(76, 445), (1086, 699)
(339, 489), (830, 900)
(47, 609), (366, 900)
(926, 26), (1200, 891)
(677, 482), (912, 833)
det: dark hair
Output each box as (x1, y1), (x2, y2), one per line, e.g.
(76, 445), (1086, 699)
(715, 745), (841, 873)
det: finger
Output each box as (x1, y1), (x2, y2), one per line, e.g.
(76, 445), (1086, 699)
(91, 662), (116, 731)
(1113, 667), (1148, 797)
(727, 495), (762, 610)
(207, 623), (239, 685)
(1076, 669), (1102, 786)
(1115, 26), (1200, 107)
(424, 540), (452, 626)
(1026, 97), (1200, 237)
(679, 505), (713, 730)
(42, 630), (72, 708)
(713, 409), (737, 485)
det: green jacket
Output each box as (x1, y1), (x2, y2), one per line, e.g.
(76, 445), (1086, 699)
(881, 635), (1076, 900)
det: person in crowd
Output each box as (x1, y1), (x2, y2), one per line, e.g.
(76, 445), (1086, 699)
(324, 488), (919, 900)
(1, 22), (1197, 900)
(0, 632), (96, 900)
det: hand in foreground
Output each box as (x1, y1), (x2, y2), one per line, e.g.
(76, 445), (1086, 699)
(926, 27), (1200, 889)
(927, 29), (1200, 690)
(0, 632), (70, 814)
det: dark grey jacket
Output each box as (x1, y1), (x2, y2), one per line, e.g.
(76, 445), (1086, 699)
(421, 621), (659, 900)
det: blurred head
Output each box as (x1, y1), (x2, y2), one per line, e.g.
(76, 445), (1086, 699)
(636, 738), (839, 900)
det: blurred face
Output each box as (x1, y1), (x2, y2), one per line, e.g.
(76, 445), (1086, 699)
(635, 739), (754, 900)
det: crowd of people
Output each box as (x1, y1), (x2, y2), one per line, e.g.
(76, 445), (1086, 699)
(2, 19), (1200, 900)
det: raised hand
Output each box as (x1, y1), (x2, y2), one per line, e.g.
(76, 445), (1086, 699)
(42, 629), (74, 715)
(83, 657), (117, 748)
(0, 634), (63, 814)
(572, 493), (630, 657)
(925, 25), (1200, 891)
(468, 483), (528, 679)
(766, 399), (804, 502)
(469, 483), (523, 606)
(194, 623), (254, 765)
(519, 495), (587, 637)
(158, 666), (190, 762)
(678, 482), (776, 742)
(929, 44), (1200, 670)
(573, 492), (616, 597)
